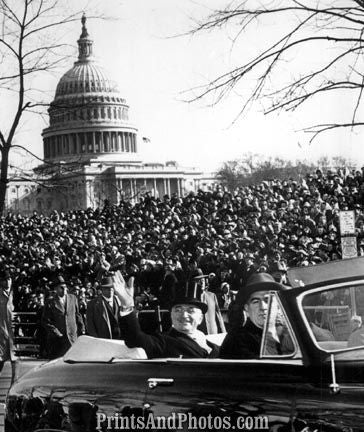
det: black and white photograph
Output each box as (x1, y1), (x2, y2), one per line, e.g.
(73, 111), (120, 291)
(1, 1), (364, 431)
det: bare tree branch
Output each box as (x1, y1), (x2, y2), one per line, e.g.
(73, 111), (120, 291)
(305, 121), (364, 143)
(189, 0), (364, 142)
(0, 0), (105, 214)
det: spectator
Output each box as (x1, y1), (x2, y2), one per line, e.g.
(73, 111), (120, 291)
(0, 271), (18, 384)
(86, 275), (122, 339)
(190, 274), (226, 334)
(41, 275), (85, 359)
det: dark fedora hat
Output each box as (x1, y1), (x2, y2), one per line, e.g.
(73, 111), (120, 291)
(100, 276), (114, 289)
(53, 275), (67, 286)
(235, 272), (286, 306)
(171, 295), (208, 314)
(3, 270), (11, 279)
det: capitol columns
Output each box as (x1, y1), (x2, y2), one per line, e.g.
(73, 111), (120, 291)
(121, 133), (125, 151)
(86, 178), (94, 208)
(76, 133), (80, 154)
(117, 178), (123, 203)
(92, 132), (96, 153)
(181, 178), (186, 196)
(168, 180), (171, 196)
(132, 179), (137, 199)
(129, 178), (134, 200)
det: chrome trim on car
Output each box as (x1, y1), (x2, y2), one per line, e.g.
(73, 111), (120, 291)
(147, 378), (174, 389)
(34, 429), (68, 431)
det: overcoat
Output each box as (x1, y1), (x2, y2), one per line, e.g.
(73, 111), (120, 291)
(0, 289), (15, 362)
(42, 293), (84, 358)
(86, 295), (121, 339)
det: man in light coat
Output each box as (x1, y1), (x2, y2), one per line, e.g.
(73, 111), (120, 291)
(42, 275), (85, 359)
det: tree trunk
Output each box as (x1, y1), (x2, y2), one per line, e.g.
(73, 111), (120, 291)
(0, 147), (10, 216)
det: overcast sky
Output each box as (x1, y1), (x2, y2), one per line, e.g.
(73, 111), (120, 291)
(7, 0), (364, 172)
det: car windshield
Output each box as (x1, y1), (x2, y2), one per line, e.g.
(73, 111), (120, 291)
(301, 283), (364, 352)
(261, 292), (296, 357)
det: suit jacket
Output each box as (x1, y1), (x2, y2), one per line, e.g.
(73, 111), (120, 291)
(86, 295), (121, 339)
(42, 293), (85, 346)
(199, 290), (226, 335)
(220, 318), (262, 359)
(120, 311), (219, 359)
(220, 318), (281, 359)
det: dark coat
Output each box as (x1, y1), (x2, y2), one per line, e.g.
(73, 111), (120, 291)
(42, 293), (85, 359)
(120, 311), (219, 359)
(220, 319), (262, 359)
(159, 272), (178, 309)
(220, 318), (282, 359)
(86, 295), (121, 339)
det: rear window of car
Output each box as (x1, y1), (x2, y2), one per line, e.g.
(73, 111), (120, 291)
(301, 283), (364, 352)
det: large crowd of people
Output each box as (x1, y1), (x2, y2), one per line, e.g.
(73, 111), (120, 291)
(1, 167), (364, 357)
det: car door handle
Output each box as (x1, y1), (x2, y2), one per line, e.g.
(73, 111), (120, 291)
(148, 378), (174, 389)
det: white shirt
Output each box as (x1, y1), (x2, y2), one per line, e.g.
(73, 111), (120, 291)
(58, 295), (66, 306)
(188, 329), (212, 354)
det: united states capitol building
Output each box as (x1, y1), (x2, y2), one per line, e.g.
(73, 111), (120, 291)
(6, 16), (213, 215)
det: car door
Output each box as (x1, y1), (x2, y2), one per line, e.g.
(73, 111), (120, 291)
(292, 283), (364, 432)
(140, 358), (304, 431)
(292, 361), (364, 432)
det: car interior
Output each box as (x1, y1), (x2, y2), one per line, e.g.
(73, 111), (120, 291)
(302, 284), (364, 351)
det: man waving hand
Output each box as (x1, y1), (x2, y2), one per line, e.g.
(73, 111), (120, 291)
(113, 271), (218, 359)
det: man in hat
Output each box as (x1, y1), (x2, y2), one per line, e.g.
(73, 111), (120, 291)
(220, 273), (286, 359)
(86, 275), (122, 339)
(114, 275), (219, 359)
(42, 275), (85, 359)
(0, 271), (18, 384)
(158, 261), (179, 309)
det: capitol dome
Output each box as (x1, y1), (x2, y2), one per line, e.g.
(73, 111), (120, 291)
(55, 62), (118, 98)
(42, 15), (139, 164)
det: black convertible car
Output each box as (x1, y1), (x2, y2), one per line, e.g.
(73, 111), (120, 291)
(5, 257), (364, 431)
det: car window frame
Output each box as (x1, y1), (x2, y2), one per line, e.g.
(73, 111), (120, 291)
(260, 291), (300, 359)
(298, 280), (364, 354)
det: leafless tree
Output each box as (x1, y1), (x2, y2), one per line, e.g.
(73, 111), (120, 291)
(216, 153), (318, 189)
(217, 152), (357, 189)
(0, 0), (102, 215)
(190, 1), (364, 142)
